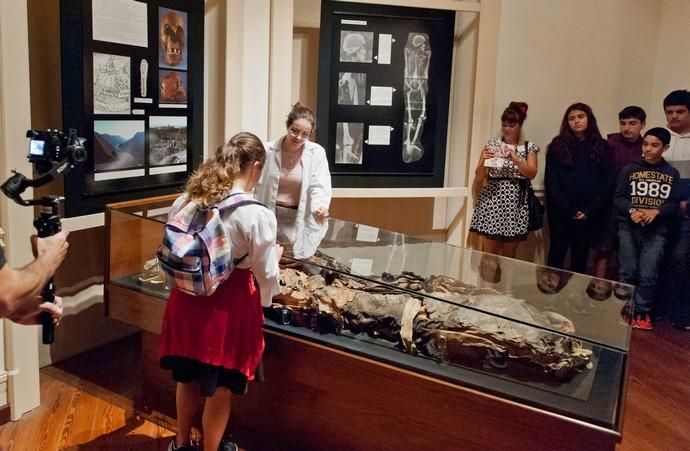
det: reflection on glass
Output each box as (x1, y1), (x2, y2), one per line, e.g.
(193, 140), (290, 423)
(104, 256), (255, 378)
(478, 253), (501, 284)
(536, 267), (572, 294)
(275, 205), (327, 260)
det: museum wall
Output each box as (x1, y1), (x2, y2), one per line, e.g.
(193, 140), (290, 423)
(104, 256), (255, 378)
(204, 0), (228, 155)
(1, 0), (45, 418)
(493, 0), (663, 186)
(648, 0), (690, 128)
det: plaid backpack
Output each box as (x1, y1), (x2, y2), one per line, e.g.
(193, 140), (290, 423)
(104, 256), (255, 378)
(156, 192), (261, 296)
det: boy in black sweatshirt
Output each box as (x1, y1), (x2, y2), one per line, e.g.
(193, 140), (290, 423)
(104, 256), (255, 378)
(614, 127), (679, 330)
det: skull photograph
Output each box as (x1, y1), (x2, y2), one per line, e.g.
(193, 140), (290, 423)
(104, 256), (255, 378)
(159, 7), (187, 70)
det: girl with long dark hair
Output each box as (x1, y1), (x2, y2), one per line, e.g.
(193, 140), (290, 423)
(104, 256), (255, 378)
(545, 103), (614, 273)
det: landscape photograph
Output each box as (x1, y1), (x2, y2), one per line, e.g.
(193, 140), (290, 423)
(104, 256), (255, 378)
(149, 116), (187, 166)
(93, 120), (145, 172)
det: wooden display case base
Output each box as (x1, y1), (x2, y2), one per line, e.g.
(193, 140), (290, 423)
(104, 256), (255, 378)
(107, 287), (619, 451)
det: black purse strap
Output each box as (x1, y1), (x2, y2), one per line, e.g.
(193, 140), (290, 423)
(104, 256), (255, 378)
(518, 141), (530, 199)
(523, 140), (529, 175)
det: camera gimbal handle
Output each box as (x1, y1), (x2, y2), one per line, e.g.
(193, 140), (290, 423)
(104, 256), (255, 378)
(1, 128), (85, 345)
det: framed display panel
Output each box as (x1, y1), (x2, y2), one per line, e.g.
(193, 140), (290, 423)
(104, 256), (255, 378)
(317, 1), (455, 188)
(61, 0), (204, 217)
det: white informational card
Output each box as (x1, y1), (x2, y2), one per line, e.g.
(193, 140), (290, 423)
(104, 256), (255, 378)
(366, 126), (392, 145)
(341, 19), (367, 26)
(369, 86), (395, 106)
(94, 168), (145, 181)
(92, 0), (148, 48)
(377, 34), (393, 64)
(149, 165), (187, 175)
(356, 224), (379, 242)
(134, 97), (153, 104)
(132, 109), (145, 115)
(350, 258), (373, 276)
(160, 103), (188, 109)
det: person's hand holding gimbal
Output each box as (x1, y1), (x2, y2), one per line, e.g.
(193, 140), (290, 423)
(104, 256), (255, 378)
(32, 230), (70, 272)
(8, 295), (64, 326)
(0, 230), (69, 326)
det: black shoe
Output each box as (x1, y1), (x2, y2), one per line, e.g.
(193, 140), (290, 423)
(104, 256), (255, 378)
(219, 441), (239, 451)
(168, 440), (197, 451)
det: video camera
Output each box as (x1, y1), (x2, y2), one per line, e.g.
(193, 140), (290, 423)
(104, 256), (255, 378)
(27, 128), (87, 172)
(1, 128), (86, 344)
(2, 129), (86, 206)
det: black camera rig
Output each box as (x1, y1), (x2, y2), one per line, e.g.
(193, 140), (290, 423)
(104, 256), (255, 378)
(1, 128), (86, 344)
(2, 129), (86, 206)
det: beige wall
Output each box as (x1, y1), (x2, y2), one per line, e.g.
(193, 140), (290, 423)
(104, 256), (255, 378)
(493, 0), (661, 186)
(293, 0), (321, 28)
(648, 0), (690, 127)
(1, 0), (42, 420)
(204, 0), (228, 156)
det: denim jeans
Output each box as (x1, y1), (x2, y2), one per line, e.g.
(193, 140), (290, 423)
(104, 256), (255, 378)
(618, 222), (667, 314)
(664, 222), (690, 323)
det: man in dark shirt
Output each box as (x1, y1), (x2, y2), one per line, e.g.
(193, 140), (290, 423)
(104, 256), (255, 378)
(660, 90), (690, 330)
(0, 230), (68, 324)
(608, 106), (646, 173)
(590, 107), (646, 285)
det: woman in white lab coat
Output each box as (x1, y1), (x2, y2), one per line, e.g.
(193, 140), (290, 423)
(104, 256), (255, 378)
(254, 102), (332, 258)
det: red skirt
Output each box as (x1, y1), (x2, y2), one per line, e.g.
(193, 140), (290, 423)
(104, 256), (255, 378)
(159, 268), (265, 380)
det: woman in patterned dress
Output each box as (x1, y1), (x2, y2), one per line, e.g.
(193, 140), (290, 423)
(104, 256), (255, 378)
(470, 102), (539, 258)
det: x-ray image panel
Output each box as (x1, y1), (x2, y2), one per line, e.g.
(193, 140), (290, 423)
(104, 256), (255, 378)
(403, 33), (431, 163)
(338, 72), (366, 105)
(339, 31), (373, 62)
(317, 1), (454, 187)
(336, 122), (364, 165)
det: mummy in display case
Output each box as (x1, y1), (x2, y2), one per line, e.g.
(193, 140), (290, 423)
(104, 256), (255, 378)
(267, 260), (593, 383)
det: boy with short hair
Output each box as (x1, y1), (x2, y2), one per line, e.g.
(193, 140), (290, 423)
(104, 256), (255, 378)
(591, 107), (647, 285)
(609, 106), (647, 173)
(614, 128), (679, 329)
(661, 90), (690, 330)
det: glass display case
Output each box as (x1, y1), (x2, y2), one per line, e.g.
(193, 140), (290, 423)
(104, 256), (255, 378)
(267, 208), (631, 432)
(105, 197), (631, 448)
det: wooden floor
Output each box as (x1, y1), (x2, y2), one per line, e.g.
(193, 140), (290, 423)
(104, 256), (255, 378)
(0, 323), (688, 451)
(0, 367), (175, 450)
